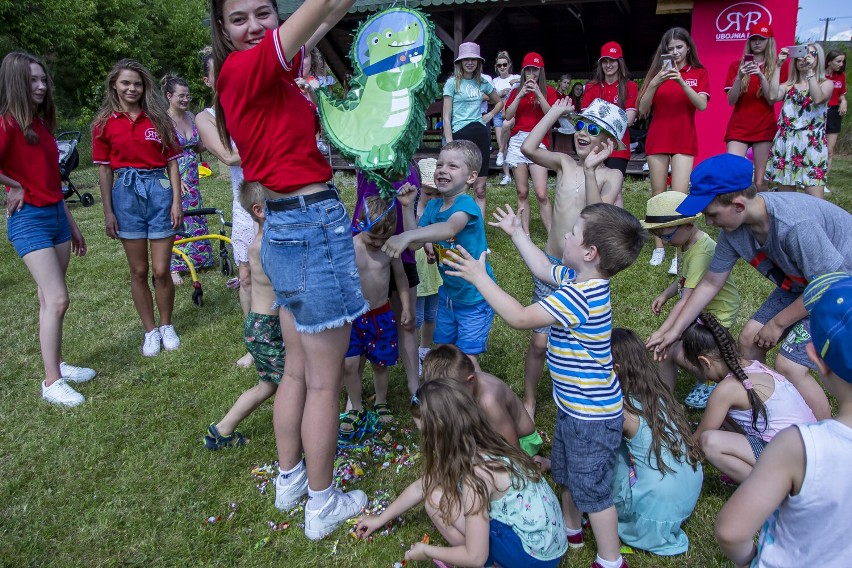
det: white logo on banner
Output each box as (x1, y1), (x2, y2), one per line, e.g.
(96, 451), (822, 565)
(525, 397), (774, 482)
(715, 2), (772, 42)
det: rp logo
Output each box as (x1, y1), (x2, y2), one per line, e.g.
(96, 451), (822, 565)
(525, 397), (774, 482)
(715, 2), (771, 41)
(144, 128), (162, 143)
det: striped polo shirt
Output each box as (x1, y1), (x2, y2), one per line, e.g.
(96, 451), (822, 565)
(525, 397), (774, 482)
(538, 266), (623, 420)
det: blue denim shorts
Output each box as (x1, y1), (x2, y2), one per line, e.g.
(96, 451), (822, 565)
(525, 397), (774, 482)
(111, 167), (175, 240)
(416, 293), (439, 328)
(262, 190), (368, 333)
(492, 111), (505, 128)
(433, 287), (494, 355)
(7, 201), (71, 257)
(551, 410), (623, 513)
(485, 519), (561, 568)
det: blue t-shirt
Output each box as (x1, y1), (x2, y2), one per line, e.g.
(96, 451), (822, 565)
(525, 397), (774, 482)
(443, 77), (494, 133)
(538, 266), (622, 420)
(419, 193), (493, 305)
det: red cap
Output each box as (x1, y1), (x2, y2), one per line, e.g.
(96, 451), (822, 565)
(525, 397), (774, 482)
(748, 22), (773, 38)
(599, 41), (623, 61)
(522, 52), (545, 69)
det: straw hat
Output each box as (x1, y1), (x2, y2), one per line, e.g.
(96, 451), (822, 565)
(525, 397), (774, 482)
(418, 158), (437, 188)
(641, 191), (702, 229)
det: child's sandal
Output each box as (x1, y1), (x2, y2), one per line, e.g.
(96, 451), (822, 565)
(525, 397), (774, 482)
(204, 424), (246, 450)
(374, 402), (394, 424)
(339, 409), (364, 434)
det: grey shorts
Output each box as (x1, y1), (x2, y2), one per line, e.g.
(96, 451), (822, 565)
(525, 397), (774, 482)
(531, 255), (562, 335)
(551, 410), (623, 513)
(751, 288), (814, 369)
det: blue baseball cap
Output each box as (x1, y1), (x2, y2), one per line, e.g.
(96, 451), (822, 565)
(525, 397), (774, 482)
(677, 154), (754, 217)
(803, 272), (852, 382)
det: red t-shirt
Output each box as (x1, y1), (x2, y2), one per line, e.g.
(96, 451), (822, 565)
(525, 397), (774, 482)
(92, 112), (181, 169)
(827, 72), (847, 107)
(723, 60), (778, 143)
(581, 80), (638, 160)
(217, 29), (331, 193)
(507, 85), (560, 147)
(645, 65), (710, 156)
(0, 116), (63, 207)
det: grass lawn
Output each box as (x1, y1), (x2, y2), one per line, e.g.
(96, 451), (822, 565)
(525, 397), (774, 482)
(1, 157), (850, 567)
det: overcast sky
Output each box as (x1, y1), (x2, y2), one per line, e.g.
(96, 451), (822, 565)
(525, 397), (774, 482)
(797, 0), (852, 41)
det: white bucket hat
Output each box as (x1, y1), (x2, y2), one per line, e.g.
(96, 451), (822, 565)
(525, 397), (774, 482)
(558, 98), (628, 150)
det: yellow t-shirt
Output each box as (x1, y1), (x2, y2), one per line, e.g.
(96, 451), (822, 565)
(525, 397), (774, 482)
(679, 233), (741, 328)
(415, 248), (442, 298)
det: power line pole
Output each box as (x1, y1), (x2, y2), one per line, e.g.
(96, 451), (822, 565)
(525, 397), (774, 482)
(819, 17), (835, 41)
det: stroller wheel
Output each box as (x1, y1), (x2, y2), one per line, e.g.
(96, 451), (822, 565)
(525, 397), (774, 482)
(81, 193), (95, 207)
(192, 287), (204, 307)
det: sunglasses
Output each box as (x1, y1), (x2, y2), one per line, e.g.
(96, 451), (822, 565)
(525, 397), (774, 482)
(651, 225), (681, 240)
(574, 120), (602, 136)
(353, 195), (397, 234)
(496, 63), (508, 68)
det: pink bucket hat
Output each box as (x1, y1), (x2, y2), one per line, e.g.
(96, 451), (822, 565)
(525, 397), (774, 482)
(455, 42), (484, 63)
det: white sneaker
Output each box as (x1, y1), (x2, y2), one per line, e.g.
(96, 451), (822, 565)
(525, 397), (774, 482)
(668, 256), (678, 275)
(42, 379), (85, 407)
(275, 464), (309, 512)
(824, 187), (832, 194)
(499, 174), (511, 186)
(495, 152), (505, 167)
(304, 488), (367, 541)
(142, 329), (162, 357)
(649, 247), (666, 266)
(59, 362), (96, 384)
(159, 325), (181, 351)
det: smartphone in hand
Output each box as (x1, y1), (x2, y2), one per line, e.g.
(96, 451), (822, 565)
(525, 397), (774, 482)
(785, 45), (808, 59)
(661, 54), (674, 72)
(743, 54), (754, 63)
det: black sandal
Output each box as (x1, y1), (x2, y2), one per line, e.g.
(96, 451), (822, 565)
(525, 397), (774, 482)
(374, 402), (393, 424)
(339, 409), (364, 434)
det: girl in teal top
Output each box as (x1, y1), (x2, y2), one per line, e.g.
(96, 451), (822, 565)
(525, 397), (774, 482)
(610, 329), (704, 556)
(355, 378), (567, 566)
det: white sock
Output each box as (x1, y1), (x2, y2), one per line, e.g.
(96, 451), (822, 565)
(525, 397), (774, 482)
(566, 526), (582, 536)
(307, 484), (335, 510)
(279, 460), (303, 479)
(595, 555), (623, 568)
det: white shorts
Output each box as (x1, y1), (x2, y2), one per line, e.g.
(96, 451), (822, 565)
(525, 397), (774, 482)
(505, 131), (546, 168)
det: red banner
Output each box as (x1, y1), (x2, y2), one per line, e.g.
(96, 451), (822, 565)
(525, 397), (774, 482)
(691, 0), (798, 163)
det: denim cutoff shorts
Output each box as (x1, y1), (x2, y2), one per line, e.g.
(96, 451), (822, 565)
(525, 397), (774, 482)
(262, 190), (368, 333)
(112, 167), (175, 240)
(7, 201), (71, 257)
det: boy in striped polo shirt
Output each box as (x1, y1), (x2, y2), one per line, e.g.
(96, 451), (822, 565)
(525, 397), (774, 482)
(444, 202), (645, 568)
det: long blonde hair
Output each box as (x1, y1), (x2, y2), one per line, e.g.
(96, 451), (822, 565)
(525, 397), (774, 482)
(93, 59), (177, 150)
(410, 379), (541, 527)
(0, 52), (56, 144)
(453, 59), (484, 92)
(739, 36), (777, 97)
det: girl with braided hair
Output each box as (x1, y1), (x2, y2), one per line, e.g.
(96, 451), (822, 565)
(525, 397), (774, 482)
(682, 313), (815, 483)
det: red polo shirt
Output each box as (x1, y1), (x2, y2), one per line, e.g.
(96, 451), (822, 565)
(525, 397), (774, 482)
(0, 115), (63, 207)
(92, 111), (181, 168)
(723, 60), (779, 143)
(506, 85), (560, 147)
(645, 65), (710, 156)
(217, 29), (331, 193)
(827, 72), (846, 107)
(582, 80), (638, 160)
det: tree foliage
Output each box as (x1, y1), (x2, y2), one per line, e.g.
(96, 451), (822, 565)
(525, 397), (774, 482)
(0, 0), (211, 120)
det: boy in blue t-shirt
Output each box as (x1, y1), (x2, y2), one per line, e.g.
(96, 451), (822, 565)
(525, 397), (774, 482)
(444, 202), (645, 568)
(383, 140), (494, 368)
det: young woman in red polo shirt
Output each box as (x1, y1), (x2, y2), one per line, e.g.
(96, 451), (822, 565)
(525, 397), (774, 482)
(724, 23), (778, 192)
(210, 0), (367, 540)
(638, 27), (709, 273)
(504, 52), (560, 235)
(1, 52), (93, 407)
(583, 41), (638, 178)
(825, 49), (847, 183)
(93, 59), (183, 357)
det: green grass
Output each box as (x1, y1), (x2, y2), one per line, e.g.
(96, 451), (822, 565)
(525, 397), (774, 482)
(1, 158), (850, 567)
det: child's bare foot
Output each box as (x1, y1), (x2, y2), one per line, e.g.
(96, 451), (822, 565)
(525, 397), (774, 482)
(236, 352), (254, 368)
(171, 272), (184, 286)
(533, 455), (551, 471)
(523, 400), (536, 421)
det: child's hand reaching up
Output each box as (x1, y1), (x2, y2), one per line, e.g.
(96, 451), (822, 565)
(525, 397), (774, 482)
(354, 515), (384, 539)
(551, 97), (575, 116)
(382, 233), (410, 258)
(395, 183), (418, 208)
(489, 204), (524, 237)
(443, 245), (489, 284)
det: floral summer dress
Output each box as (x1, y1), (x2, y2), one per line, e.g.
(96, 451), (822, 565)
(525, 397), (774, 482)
(765, 85), (828, 188)
(170, 116), (214, 272)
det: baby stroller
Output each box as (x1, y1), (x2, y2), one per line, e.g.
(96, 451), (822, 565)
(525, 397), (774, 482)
(172, 208), (235, 307)
(56, 131), (95, 207)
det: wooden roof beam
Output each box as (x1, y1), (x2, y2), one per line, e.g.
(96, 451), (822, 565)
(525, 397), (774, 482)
(463, 6), (504, 43)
